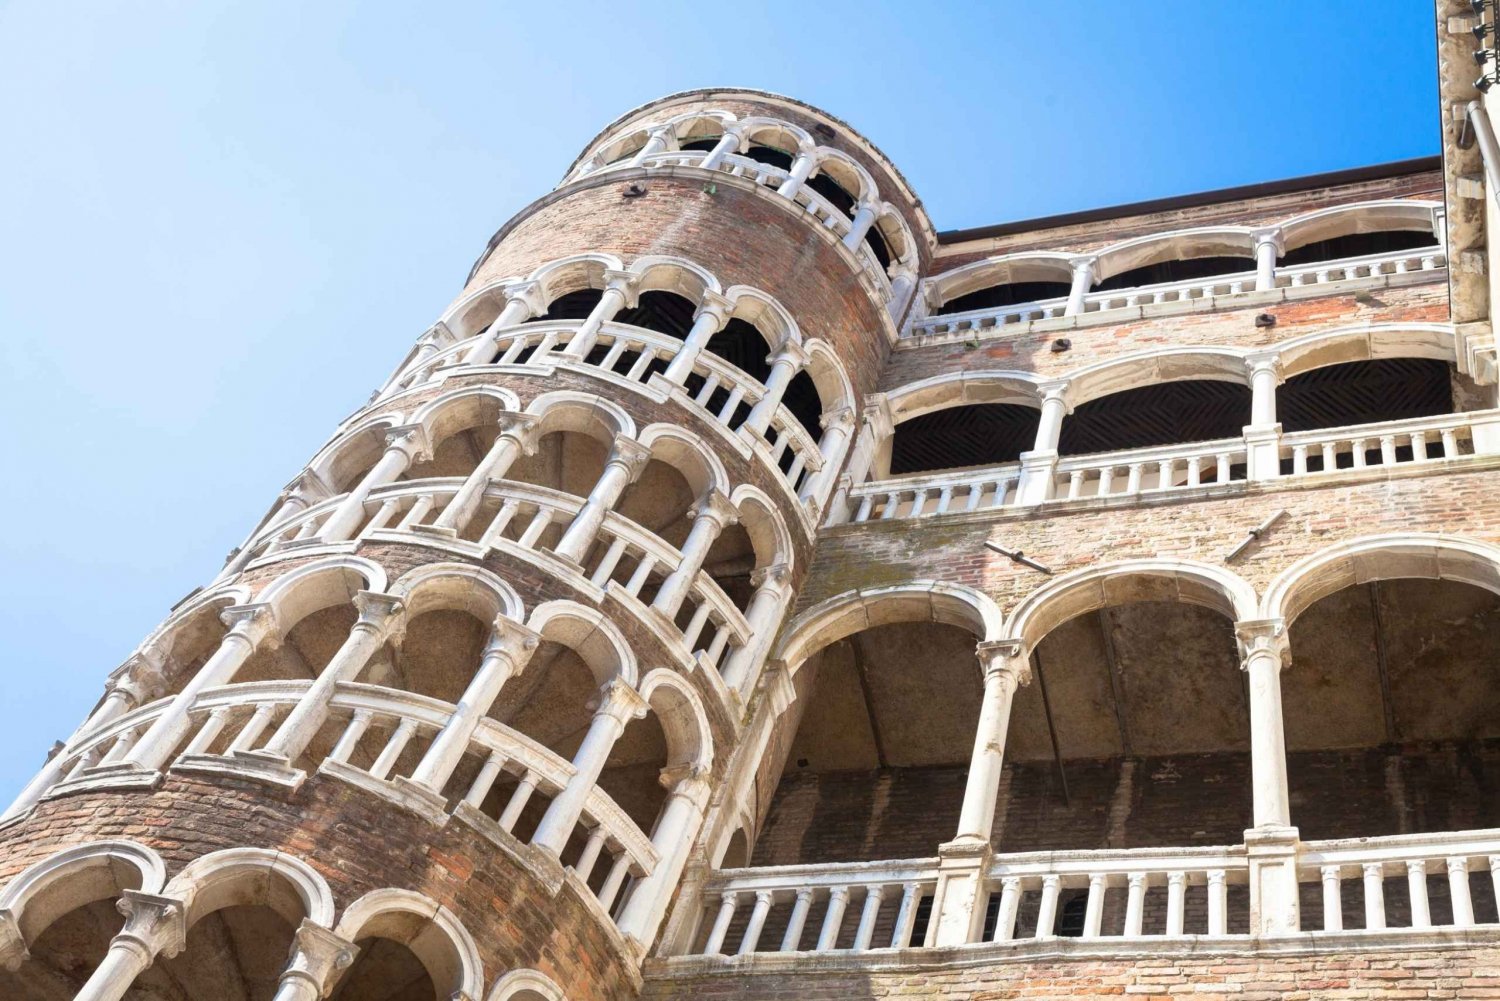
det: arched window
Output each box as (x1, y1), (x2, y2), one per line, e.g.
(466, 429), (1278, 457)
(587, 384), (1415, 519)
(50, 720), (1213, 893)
(1058, 381), (1251, 456)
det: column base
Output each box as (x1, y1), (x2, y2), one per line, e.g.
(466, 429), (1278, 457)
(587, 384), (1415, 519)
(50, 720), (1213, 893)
(930, 838), (993, 947)
(408, 524), (459, 540)
(45, 762), (161, 799)
(172, 749), (308, 790)
(1245, 824), (1301, 937)
(389, 775), (458, 825)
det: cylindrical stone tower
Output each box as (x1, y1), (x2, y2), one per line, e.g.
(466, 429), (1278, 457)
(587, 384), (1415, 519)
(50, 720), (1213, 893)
(0, 90), (931, 1001)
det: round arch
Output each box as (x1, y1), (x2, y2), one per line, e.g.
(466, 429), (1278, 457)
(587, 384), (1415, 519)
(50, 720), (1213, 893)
(638, 668), (714, 774)
(165, 847), (335, 930)
(487, 969), (567, 1001)
(411, 386), (522, 450)
(526, 600), (639, 687)
(626, 255), (721, 302)
(389, 563), (525, 625)
(1091, 226), (1255, 283)
(0, 840), (166, 947)
(1279, 199), (1442, 252)
(729, 483), (794, 573)
(523, 391), (637, 444)
(924, 253), (1075, 311)
(527, 253), (626, 306)
(254, 556), (389, 634)
(332, 889), (484, 1001)
(1274, 323), (1457, 380)
(637, 424), (731, 499)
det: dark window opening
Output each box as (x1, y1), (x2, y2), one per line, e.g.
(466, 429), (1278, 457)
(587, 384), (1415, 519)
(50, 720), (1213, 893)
(1277, 358), (1453, 434)
(891, 404), (1040, 475)
(865, 222), (892, 270)
(907, 895), (934, 948)
(1056, 894), (1088, 937)
(531, 288), (602, 322)
(808, 172), (856, 216)
(1058, 381), (1251, 456)
(781, 370), (822, 441)
(938, 281), (1073, 316)
(678, 136), (721, 153)
(744, 145), (794, 170)
(614, 289), (696, 339)
(1278, 229), (1437, 268)
(980, 893), (1002, 941)
(1094, 255), (1256, 292)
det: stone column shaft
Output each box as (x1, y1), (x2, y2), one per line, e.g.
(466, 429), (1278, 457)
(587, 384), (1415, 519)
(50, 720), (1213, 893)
(952, 643), (1029, 843)
(553, 436), (651, 564)
(533, 679), (647, 854)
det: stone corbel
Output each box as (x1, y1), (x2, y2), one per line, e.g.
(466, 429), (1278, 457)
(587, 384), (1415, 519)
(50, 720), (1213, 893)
(0, 908), (28, 972)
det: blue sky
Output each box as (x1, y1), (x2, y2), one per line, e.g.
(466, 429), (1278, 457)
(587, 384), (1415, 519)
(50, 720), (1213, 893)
(0, 1), (1438, 800)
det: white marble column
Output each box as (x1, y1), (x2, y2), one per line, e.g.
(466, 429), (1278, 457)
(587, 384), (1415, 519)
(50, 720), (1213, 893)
(533, 678), (649, 854)
(843, 202), (879, 250)
(319, 425), (432, 542)
(1017, 382), (1070, 507)
(951, 641), (1031, 844)
(801, 406), (856, 507)
(1237, 619), (1292, 828)
(652, 490), (738, 619)
(270, 920), (358, 1001)
(697, 128), (743, 173)
(615, 769), (713, 954)
(553, 435), (653, 564)
(775, 149), (816, 199)
(628, 126), (676, 167)
(1243, 354), (1284, 482)
(255, 593), (405, 764)
(563, 271), (638, 360)
(1252, 228), (1284, 292)
(406, 620), (540, 793)
(461, 281), (546, 365)
(73, 892), (185, 1001)
(720, 565), (793, 694)
(743, 342), (810, 436)
(428, 412), (540, 535)
(125, 605), (278, 771)
(1064, 256), (1097, 316)
(662, 293), (733, 385)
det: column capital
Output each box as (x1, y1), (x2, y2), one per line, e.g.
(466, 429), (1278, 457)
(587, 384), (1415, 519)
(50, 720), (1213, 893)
(501, 279), (547, 316)
(976, 639), (1032, 686)
(606, 434), (654, 482)
(350, 591), (406, 642)
(601, 270), (642, 309)
(495, 410), (542, 455)
(420, 319), (457, 348)
(769, 340), (810, 371)
(861, 393), (895, 438)
(1068, 254), (1098, 275)
(281, 919), (359, 994)
(220, 602), (279, 648)
(0, 908), (27, 972)
(283, 468), (336, 505)
(117, 889), (187, 960)
(1245, 351), (1284, 381)
(820, 406), (857, 432)
(1250, 227), (1286, 253)
(113, 648), (168, 702)
(759, 660), (798, 717)
(658, 764), (713, 806)
(750, 562), (793, 595)
(384, 423), (433, 464)
(590, 677), (649, 725)
(1037, 379), (1074, 410)
(691, 488), (740, 531)
(694, 291), (735, 325)
(1235, 618), (1290, 667)
(487, 617), (542, 663)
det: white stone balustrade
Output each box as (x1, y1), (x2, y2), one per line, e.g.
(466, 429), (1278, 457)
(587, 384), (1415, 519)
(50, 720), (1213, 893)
(846, 464), (1022, 523)
(906, 247), (1447, 342)
(1277, 409), (1480, 474)
(388, 321), (826, 506)
(1051, 437), (1247, 501)
(242, 479), (751, 678)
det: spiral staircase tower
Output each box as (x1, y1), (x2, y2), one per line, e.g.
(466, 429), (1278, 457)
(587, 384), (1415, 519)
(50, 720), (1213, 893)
(0, 91), (926, 1000)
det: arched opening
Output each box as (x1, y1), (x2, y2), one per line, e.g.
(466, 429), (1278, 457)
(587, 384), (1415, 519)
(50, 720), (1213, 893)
(1283, 576), (1500, 929)
(145, 602), (233, 701)
(1279, 228), (1438, 268)
(329, 936), (436, 1001)
(529, 288), (600, 322)
(1095, 253), (1256, 292)
(742, 143), (793, 171)
(1058, 381), (1251, 456)
(890, 403), (1041, 475)
(133, 903), (297, 1000)
(938, 279), (1072, 316)
(1277, 358), (1455, 439)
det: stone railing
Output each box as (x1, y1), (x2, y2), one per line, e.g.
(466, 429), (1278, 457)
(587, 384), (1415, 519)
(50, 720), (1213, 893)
(907, 247), (1447, 341)
(581, 150), (893, 300)
(46, 681), (658, 925)
(248, 480), (751, 677)
(391, 321), (826, 508)
(676, 829), (1500, 962)
(841, 410), (1499, 525)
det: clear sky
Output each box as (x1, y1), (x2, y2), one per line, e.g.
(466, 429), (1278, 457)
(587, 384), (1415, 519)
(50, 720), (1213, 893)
(0, 1), (1438, 800)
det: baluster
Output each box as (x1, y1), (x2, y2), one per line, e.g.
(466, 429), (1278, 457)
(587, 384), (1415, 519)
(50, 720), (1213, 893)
(359, 497), (402, 539)
(815, 887), (850, 951)
(681, 602), (713, 651)
(498, 771), (537, 831)
(534, 330), (561, 355)
(1034, 875), (1061, 938)
(769, 432), (792, 465)
(599, 338), (629, 371)
(65, 745), (105, 780)
(1067, 470), (1085, 500)
(717, 386), (746, 424)
(1321, 866), (1343, 932)
(1207, 870), (1227, 935)
(1316, 269), (1331, 284)
(1126, 463), (1144, 495)
(1421, 254), (1439, 270)
(891, 882), (920, 948)
(182, 706), (232, 757)
(1124, 873), (1147, 936)
(694, 374), (721, 407)
(992, 877), (1021, 943)
(497, 336), (529, 365)
(1448, 858), (1475, 927)
(1217, 453), (1232, 483)
(1362, 863), (1386, 930)
(1292, 444), (1309, 476)
(227, 703), (276, 753)
(1491, 857), (1500, 922)
(293, 518), (321, 541)
(1321, 442), (1337, 471)
(517, 507), (554, 549)
(1157, 459), (1174, 491)
(1097, 466), (1116, 496)
(1351, 438), (1368, 469)
(782, 888), (814, 951)
(625, 346), (658, 382)
(624, 554), (658, 596)
(396, 493), (435, 530)
(703, 623), (732, 668)
(1410, 430), (1429, 462)
(328, 710), (373, 764)
(854, 495), (875, 522)
(965, 482), (985, 511)
(1441, 428), (1459, 457)
(597, 853), (632, 912)
(1082, 874), (1106, 938)
(992, 479), (1015, 508)
(1165, 871), (1186, 936)
(909, 488), (929, 517)
(574, 827), (609, 883)
(853, 885), (885, 950)
(1379, 435), (1397, 467)
(463, 750), (506, 809)
(786, 452), (807, 488)
(880, 492), (900, 519)
(1394, 258), (1410, 274)
(478, 499), (521, 548)
(1230, 280), (1245, 294)
(936, 485), (954, 515)
(369, 718), (418, 780)
(99, 725), (141, 765)
(1186, 456), (1202, 487)
(703, 892), (739, 954)
(590, 537), (629, 587)
(1407, 860), (1431, 928)
(739, 891), (775, 954)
